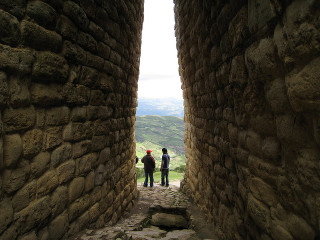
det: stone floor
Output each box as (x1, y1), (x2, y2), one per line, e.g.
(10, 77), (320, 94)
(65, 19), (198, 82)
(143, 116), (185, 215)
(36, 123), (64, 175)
(73, 182), (217, 240)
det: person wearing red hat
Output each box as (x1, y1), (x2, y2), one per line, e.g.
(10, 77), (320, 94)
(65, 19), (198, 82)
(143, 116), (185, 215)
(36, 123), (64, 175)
(141, 150), (156, 187)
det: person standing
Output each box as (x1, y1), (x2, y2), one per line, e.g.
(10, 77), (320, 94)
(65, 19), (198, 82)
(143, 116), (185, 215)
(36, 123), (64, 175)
(141, 150), (155, 187)
(160, 148), (170, 187)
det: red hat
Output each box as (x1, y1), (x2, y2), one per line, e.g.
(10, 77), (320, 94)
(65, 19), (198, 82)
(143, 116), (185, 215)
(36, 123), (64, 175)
(146, 150), (152, 154)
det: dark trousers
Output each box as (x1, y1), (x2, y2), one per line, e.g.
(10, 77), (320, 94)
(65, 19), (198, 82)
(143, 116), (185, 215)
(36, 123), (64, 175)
(161, 169), (169, 186)
(144, 171), (154, 187)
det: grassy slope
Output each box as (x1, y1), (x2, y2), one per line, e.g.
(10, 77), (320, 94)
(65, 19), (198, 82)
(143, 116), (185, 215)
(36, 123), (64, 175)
(135, 115), (186, 181)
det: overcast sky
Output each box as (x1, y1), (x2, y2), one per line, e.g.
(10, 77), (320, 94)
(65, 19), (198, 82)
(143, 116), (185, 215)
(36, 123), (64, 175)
(138, 0), (183, 100)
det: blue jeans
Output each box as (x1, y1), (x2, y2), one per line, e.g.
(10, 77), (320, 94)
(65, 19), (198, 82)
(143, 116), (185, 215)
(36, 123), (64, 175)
(161, 169), (169, 186)
(144, 172), (154, 187)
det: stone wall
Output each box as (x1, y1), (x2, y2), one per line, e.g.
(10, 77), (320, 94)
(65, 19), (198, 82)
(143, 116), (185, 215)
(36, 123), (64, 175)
(0, 1), (143, 239)
(175, 0), (320, 239)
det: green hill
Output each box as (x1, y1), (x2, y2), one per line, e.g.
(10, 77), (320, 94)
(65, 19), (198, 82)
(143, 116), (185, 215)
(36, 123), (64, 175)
(135, 115), (186, 175)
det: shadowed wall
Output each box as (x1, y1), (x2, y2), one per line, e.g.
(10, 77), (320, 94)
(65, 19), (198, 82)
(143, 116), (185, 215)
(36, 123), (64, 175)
(175, 0), (320, 239)
(0, 1), (143, 239)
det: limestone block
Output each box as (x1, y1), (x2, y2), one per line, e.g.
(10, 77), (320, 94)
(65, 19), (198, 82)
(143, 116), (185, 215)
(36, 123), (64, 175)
(62, 40), (86, 64)
(4, 133), (22, 167)
(245, 130), (262, 158)
(249, 177), (277, 207)
(57, 160), (75, 184)
(73, 140), (91, 159)
(283, 0), (320, 60)
(270, 221), (294, 240)
(99, 74), (114, 92)
(229, 55), (247, 85)
(89, 90), (105, 106)
(79, 66), (98, 87)
(12, 180), (36, 212)
(97, 106), (113, 120)
(51, 143), (72, 167)
(247, 193), (270, 231)
(2, 160), (29, 194)
(92, 135), (107, 151)
(71, 107), (87, 122)
(0, 0), (26, 19)
(85, 171), (95, 192)
(229, 6), (249, 48)
(97, 42), (111, 60)
(95, 164), (106, 186)
(56, 15), (78, 42)
(276, 114), (313, 147)
(78, 31), (97, 53)
(90, 186), (102, 204)
(8, 75), (30, 108)
(88, 22), (104, 41)
(46, 106), (70, 126)
(88, 203), (100, 223)
(21, 20), (61, 52)
(26, 1), (57, 29)
(245, 38), (278, 82)
(3, 106), (35, 132)
(50, 186), (68, 218)
(31, 152), (50, 177)
(262, 137), (281, 160)
(63, 122), (92, 142)
(0, 223), (19, 240)
(0, 72), (8, 109)
(48, 215), (68, 240)
(248, 155), (280, 185)
(313, 115), (320, 146)
(248, 0), (276, 33)
(286, 213), (315, 240)
(296, 149), (320, 191)
(63, 84), (90, 105)
(30, 83), (63, 107)
(68, 196), (90, 221)
(37, 170), (58, 197)
(38, 227), (49, 240)
(92, 120), (110, 136)
(285, 58), (320, 112)
(77, 212), (89, 230)
(15, 196), (51, 233)
(75, 153), (97, 175)
(33, 51), (69, 83)
(0, 9), (20, 46)
(0, 44), (36, 74)
(265, 78), (290, 114)
(0, 198), (13, 234)
(249, 113), (277, 137)
(22, 129), (43, 158)
(63, 1), (89, 30)
(20, 231), (37, 240)
(69, 177), (85, 202)
(44, 127), (62, 150)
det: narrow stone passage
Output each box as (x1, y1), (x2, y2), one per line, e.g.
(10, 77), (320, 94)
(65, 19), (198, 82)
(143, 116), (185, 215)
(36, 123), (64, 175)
(73, 183), (217, 240)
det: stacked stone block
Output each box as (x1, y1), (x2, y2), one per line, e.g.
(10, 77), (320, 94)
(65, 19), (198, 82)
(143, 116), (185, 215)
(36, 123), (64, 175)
(175, 0), (320, 239)
(0, 0), (143, 239)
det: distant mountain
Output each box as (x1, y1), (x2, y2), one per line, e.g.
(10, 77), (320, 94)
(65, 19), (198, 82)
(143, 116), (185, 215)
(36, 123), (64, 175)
(136, 98), (184, 117)
(135, 115), (185, 156)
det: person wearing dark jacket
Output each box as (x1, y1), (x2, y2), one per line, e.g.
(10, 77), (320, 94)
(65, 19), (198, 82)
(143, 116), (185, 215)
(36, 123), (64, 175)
(141, 150), (155, 187)
(160, 148), (170, 186)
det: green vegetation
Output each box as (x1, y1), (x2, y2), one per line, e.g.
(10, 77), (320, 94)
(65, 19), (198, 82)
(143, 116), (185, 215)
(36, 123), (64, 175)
(135, 115), (186, 182)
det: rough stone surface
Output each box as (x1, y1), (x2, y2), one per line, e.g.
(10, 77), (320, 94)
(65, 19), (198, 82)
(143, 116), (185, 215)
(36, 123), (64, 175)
(175, 1), (320, 239)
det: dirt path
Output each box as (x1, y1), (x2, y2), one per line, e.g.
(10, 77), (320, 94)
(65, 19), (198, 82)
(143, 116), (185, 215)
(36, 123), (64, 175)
(73, 183), (217, 239)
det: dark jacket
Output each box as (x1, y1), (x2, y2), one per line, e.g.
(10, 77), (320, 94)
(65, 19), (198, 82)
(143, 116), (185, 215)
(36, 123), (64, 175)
(161, 153), (170, 170)
(141, 154), (155, 173)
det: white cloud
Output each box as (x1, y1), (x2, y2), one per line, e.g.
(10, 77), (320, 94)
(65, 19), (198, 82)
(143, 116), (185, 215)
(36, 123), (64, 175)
(138, 0), (182, 100)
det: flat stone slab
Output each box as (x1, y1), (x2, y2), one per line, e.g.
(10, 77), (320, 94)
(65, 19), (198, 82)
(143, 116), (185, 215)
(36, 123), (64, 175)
(151, 213), (189, 228)
(126, 226), (167, 239)
(161, 229), (200, 240)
